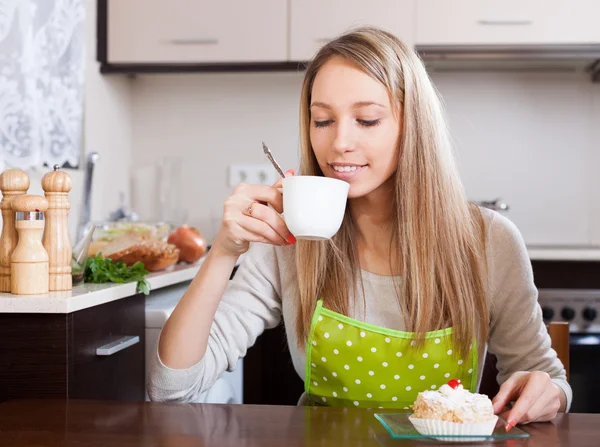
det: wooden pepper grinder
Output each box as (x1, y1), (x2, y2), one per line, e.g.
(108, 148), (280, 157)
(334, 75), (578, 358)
(11, 195), (49, 295)
(42, 165), (72, 291)
(0, 169), (30, 292)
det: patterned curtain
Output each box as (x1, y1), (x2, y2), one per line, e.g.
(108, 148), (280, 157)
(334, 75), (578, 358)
(0, 0), (85, 170)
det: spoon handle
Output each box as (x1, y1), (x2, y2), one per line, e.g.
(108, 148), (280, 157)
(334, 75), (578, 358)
(262, 142), (286, 179)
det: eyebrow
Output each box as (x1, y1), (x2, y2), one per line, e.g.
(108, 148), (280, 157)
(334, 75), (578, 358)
(310, 101), (386, 109)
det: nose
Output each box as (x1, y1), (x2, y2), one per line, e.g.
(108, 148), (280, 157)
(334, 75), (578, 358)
(331, 119), (355, 154)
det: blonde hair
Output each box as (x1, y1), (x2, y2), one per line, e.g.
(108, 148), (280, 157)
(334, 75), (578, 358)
(295, 27), (488, 357)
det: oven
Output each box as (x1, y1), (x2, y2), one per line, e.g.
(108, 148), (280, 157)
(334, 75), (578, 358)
(538, 288), (600, 413)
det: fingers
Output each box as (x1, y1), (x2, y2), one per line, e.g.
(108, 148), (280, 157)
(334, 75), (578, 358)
(493, 371), (562, 431)
(231, 225), (274, 245)
(233, 183), (284, 213)
(492, 373), (524, 414)
(239, 202), (291, 244)
(273, 168), (294, 189)
(504, 372), (551, 430)
(520, 384), (562, 424)
(519, 393), (552, 424)
(219, 168), (296, 252)
(237, 215), (288, 246)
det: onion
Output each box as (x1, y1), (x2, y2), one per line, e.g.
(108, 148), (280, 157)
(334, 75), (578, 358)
(167, 225), (207, 264)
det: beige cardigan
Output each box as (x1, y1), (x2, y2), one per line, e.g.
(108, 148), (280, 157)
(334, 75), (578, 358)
(147, 209), (572, 411)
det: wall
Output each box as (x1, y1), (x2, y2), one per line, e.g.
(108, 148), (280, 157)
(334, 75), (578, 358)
(130, 72), (304, 241)
(83, 0), (133, 227)
(129, 70), (600, 243)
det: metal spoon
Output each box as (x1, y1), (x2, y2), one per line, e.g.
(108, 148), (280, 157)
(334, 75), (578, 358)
(262, 142), (286, 179)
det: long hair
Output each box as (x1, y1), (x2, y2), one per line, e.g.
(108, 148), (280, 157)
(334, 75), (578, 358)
(295, 27), (488, 357)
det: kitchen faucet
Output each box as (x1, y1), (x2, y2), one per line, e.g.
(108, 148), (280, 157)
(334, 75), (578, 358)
(76, 152), (100, 243)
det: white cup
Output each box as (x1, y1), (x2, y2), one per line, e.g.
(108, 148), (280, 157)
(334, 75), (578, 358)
(281, 176), (350, 240)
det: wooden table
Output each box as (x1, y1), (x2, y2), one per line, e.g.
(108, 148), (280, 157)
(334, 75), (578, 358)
(0, 399), (597, 446)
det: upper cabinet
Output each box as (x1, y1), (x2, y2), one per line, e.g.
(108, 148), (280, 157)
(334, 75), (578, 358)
(106, 0), (287, 64)
(416, 0), (600, 45)
(290, 0), (416, 61)
(100, 0), (600, 70)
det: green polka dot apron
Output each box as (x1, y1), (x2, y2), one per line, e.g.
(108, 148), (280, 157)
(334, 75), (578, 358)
(305, 300), (478, 409)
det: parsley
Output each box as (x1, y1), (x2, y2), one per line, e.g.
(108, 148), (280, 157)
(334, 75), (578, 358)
(84, 253), (151, 295)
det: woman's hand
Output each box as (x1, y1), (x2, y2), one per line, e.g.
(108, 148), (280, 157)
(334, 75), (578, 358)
(492, 371), (566, 431)
(213, 169), (296, 257)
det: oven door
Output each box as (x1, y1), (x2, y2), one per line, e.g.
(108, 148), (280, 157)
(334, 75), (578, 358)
(569, 334), (600, 413)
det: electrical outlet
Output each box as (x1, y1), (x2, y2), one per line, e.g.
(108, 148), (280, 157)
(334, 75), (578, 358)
(228, 164), (278, 188)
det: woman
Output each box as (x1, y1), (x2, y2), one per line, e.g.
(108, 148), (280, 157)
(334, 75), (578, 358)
(149, 27), (570, 430)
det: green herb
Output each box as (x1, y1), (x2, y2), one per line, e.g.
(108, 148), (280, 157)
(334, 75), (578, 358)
(84, 253), (151, 295)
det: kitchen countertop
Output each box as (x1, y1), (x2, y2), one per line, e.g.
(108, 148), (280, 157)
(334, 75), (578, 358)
(528, 247), (600, 261)
(0, 399), (597, 447)
(0, 243), (595, 314)
(0, 259), (205, 314)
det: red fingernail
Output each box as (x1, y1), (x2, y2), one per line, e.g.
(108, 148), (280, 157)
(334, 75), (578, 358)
(505, 420), (516, 432)
(285, 169), (295, 177)
(287, 235), (296, 245)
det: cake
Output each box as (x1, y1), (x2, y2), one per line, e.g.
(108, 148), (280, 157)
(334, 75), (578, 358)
(409, 379), (499, 440)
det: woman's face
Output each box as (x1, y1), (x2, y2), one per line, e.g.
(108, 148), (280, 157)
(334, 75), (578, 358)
(309, 56), (401, 199)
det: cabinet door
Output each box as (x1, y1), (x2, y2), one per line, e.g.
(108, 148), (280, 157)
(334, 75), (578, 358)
(290, 0), (415, 61)
(70, 294), (145, 401)
(417, 0), (600, 45)
(108, 0), (287, 63)
(0, 313), (69, 401)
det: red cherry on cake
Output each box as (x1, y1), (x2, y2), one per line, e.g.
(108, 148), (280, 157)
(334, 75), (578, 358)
(447, 379), (461, 389)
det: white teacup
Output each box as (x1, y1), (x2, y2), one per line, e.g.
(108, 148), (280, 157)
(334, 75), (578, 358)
(281, 176), (350, 240)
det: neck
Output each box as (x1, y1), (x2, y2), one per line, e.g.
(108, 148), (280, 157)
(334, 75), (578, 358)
(349, 178), (397, 275)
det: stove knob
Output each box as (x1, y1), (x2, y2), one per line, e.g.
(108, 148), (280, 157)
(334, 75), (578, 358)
(542, 306), (555, 321)
(583, 307), (597, 322)
(561, 307), (576, 321)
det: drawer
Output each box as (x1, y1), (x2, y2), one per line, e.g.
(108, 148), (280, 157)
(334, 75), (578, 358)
(0, 313), (70, 401)
(69, 294), (145, 401)
(290, 0), (415, 61)
(416, 0), (600, 45)
(107, 0), (287, 63)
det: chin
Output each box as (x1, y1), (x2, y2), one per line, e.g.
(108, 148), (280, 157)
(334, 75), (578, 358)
(346, 184), (373, 199)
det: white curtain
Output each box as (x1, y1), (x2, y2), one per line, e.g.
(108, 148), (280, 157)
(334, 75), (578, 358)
(0, 0), (85, 170)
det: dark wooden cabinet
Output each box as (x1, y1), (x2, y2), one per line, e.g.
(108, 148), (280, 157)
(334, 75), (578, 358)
(0, 294), (145, 402)
(243, 324), (304, 406)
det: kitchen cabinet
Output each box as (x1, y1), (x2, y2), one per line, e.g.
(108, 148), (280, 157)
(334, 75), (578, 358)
(243, 325), (304, 406)
(416, 0), (600, 46)
(290, 0), (416, 61)
(105, 0), (287, 64)
(0, 294), (145, 402)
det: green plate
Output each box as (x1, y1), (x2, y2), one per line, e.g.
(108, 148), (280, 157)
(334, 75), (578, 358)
(374, 413), (530, 442)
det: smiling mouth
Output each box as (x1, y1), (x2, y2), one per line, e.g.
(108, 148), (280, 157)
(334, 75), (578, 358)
(329, 164), (368, 173)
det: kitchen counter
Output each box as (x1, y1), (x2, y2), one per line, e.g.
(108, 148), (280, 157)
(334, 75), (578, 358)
(528, 247), (600, 261)
(0, 259), (205, 314)
(0, 399), (597, 447)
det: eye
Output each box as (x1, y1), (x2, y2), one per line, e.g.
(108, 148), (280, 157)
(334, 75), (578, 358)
(357, 119), (381, 127)
(313, 120), (333, 128)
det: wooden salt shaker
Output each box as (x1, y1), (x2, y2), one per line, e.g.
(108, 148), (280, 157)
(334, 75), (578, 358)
(11, 195), (49, 295)
(0, 169), (30, 292)
(42, 165), (72, 291)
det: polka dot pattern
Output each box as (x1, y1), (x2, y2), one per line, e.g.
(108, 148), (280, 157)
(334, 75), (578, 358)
(306, 301), (476, 409)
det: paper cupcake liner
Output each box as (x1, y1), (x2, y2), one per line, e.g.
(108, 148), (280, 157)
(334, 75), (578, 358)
(408, 415), (499, 442)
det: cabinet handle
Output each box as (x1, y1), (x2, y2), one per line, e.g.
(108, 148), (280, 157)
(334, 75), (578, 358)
(166, 38), (219, 45)
(96, 336), (140, 356)
(477, 20), (533, 26)
(472, 198), (510, 212)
